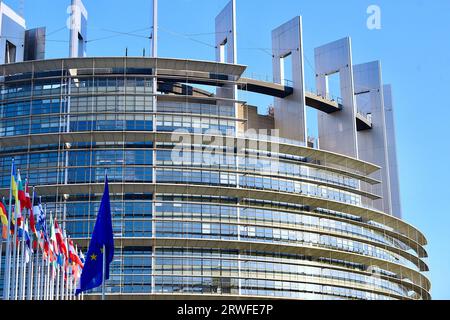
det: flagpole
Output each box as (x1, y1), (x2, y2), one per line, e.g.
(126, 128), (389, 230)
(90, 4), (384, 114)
(102, 244), (106, 300)
(37, 199), (44, 300)
(40, 235), (45, 300)
(3, 160), (14, 300)
(70, 271), (73, 300)
(12, 202), (21, 300)
(27, 186), (36, 299)
(19, 205), (28, 300)
(0, 236), (3, 288)
(27, 226), (34, 300)
(44, 204), (49, 300)
(46, 257), (50, 300)
(62, 230), (68, 300)
(43, 252), (47, 300)
(19, 220), (26, 300)
(35, 246), (40, 300)
(50, 261), (55, 300)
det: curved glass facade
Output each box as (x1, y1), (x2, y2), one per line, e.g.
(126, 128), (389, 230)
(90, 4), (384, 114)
(0, 58), (430, 300)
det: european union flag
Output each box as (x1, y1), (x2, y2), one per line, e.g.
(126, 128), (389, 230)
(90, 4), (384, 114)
(76, 176), (114, 295)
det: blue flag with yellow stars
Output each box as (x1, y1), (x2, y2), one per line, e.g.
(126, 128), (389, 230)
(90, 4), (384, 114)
(76, 175), (114, 295)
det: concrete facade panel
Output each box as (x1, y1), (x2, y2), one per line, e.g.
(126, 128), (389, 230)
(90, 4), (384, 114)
(354, 61), (392, 214)
(0, 2), (26, 64)
(315, 38), (358, 158)
(272, 16), (307, 142)
(69, 0), (88, 58)
(384, 84), (402, 219)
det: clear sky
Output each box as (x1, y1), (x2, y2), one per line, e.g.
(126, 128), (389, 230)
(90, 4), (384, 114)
(5, 0), (450, 299)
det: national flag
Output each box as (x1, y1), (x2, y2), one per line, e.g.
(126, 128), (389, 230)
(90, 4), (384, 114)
(0, 197), (8, 227)
(17, 171), (26, 210)
(76, 175), (114, 295)
(11, 161), (19, 207)
(16, 169), (26, 211)
(14, 170), (24, 234)
(29, 196), (38, 238)
(17, 213), (24, 239)
(24, 180), (32, 211)
(1, 225), (6, 240)
(79, 247), (85, 265)
(49, 213), (59, 260)
(34, 203), (46, 251)
(24, 220), (33, 263)
(33, 199), (45, 232)
(41, 218), (55, 262)
(54, 219), (68, 259)
(72, 263), (82, 285)
(68, 239), (84, 268)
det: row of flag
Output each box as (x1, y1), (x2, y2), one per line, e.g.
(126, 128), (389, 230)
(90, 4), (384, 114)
(0, 160), (84, 300)
(1, 159), (115, 300)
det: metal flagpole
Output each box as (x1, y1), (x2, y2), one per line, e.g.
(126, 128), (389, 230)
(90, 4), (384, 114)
(65, 263), (69, 300)
(19, 206), (28, 300)
(19, 220), (26, 300)
(12, 201), (21, 300)
(46, 258), (50, 300)
(69, 272), (73, 300)
(27, 234), (34, 300)
(66, 267), (72, 300)
(3, 160), (15, 300)
(35, 247), (40, 300)
(0, 236), (3, 291)
(45, 253), (49, 300)
(61, 231), (68, 300)
(27, 186), (36, 299)
(50, 263), (55, 300)
(0, 236), (3, 283)
(40, 241), (45, 300)
(56, 264), (60, 300)
(55, 213), (60, 300)
(102, 244), (106, 300)
(44, 206), (50, 300)
(39, 204), (48, 300)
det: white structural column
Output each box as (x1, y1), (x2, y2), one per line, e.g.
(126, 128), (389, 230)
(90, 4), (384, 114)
(383, 84), (402, 219)
(315, 38), (358, 158)
(215, 0), (239, 137)
(354, 61), (392, 214)
(271, 16), (307, 143)
(69, 0), (88, 58)
(0, 1), (26, 64)
(215, 0), (237, 100)
(215, 0), (237, 65)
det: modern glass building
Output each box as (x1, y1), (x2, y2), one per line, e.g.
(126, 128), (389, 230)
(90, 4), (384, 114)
(0, 0), (429, 300)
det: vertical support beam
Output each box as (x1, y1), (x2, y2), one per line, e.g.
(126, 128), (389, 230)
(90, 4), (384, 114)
(215, 0), (237, 65)
(315, 37), (358, 158)
(383, 84), (402, 219)
(215, 0), (238, 136)
(69, 0), (88, 58)
(0, 1), (26, 64)
(152, 0), (158, 58)
(354, 61), (392, 214)
(271, 16), (307, 143)
(215, 0), (238, 99)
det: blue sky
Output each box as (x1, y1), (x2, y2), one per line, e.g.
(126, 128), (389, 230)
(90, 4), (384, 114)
(6, 0), (450, 299)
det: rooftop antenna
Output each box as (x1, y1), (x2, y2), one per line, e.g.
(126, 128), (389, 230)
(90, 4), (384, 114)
(19, 0), (24, 17)
(152, 0), (158, 57)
